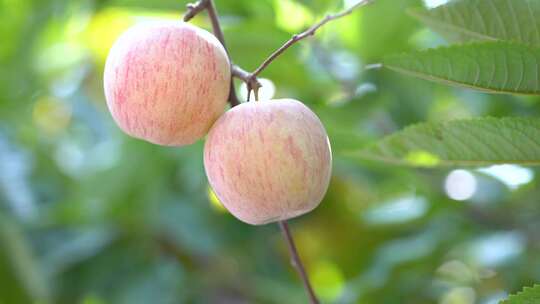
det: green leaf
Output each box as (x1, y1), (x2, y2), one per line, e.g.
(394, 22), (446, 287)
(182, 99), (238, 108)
(383, 41), (540, 95)
(0, 214), (50, 304)
(409, 0), (540, 46)
(500, 285), (540, 304)
(357, 117), (540, 167)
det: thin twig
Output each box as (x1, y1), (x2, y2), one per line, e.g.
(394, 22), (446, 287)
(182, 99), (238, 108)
(230, 0), (373, 98)
(205, 0), (228, 50)
(231, 65), (261, 89)
(205, 0), (240, 106)
(250, 0), (374, 79)
(232, 65), (262, 101)
(185, 0), (373, 103)
(278, 221), (319, 304)
(182, 1), (373, 302)
(183, 0), (208, 22)
(184, 0), (239, 106)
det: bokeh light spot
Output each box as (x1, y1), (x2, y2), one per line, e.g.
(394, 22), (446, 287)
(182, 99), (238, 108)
(311, 260), (345, 302)
(364, 195), (428, 225)
(436, 260), (475, 284)
(35, 42), (87, 76)
(444, 170), (477, 201)
(482, 291), (508, 304)
(468, 231), (525, 267)
(85, 8), (135, 63)
(440, 287), (476, 304)
(239, 78), (276, 102)
(423, 0), (450, 8)
(32, 97), (72, 137)
(477, 164), (534, 190)
(405, 150), (440, 167)
(274, 0), (314, 33)
(207, 186), (227, 213)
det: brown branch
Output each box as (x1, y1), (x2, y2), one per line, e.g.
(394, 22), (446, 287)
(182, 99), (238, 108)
(250, 0), (373, 79)
(205, 0), (227, 50)
(185, 0), (373, 103)
(183, 0), (209, 22)
(184, 0), (239, 107)
(278, 221), (319, 304)
(232, 65), (262, 101)
(231, 65), (259, 88)
(230, 0), (373, 99)
(182, 1), (373, 302)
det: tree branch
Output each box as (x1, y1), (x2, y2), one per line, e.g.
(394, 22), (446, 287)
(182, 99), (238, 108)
(279, 221), (319, 304)
(183, 0), (209, 22)
(185, 0), (373, 103)
(250, 0), (373, 79)
(228, 0), (373, 99)
(184, 0), (239, 106)
(182, 1), (373, 302)
(232, 65), (262, 101)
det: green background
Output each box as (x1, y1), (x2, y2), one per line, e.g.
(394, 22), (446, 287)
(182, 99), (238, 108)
(0, 0), (539, 303)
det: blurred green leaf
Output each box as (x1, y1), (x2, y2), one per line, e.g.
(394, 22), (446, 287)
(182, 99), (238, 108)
(500, 285), (540, 304)
(80, 294), (108, 304)
(273, 0), (314, 33)
(352, 0), (422, 60)
(383, 41), (540, 95)
(409, 0), (540, 46)
(0, 214), (50, 304)
(2, 0), (540, 303)
(326, 125), (369, 153)
(358, 117), (540, 166)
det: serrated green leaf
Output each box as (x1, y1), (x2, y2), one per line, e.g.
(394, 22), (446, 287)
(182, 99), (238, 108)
(409, 0), (540, 46)
(500, 284), (540, 304)
(357, 117), (540, 167)
(383, 41), (540, 95)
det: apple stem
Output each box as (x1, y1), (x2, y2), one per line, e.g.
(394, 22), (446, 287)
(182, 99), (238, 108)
(184, 0), (240, 107)
(232, 65), (262, 102)
(278, 220), (320, 304)
(185, 0), (373, 104)
(182, 1), (373, 302)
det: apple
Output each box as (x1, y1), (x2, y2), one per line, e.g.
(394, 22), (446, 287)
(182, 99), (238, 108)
(104, 21), (231, 146)
(204, 99), (332, 225)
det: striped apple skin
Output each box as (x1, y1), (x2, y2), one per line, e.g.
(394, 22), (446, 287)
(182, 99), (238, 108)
(204, 99), (332, 225)
(104, 21), (230, 146)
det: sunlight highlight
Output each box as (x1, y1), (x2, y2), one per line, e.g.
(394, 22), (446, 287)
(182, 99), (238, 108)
(364, 195), (428, 225)
(469, 232), (525, 267)
(423, 0), (450, 8)
(444, 170), (477, 201)
(33, 97), (72, 136)
(207, 186), (227, 213)
(274, 0), (314, 32)
(477, 165), (534, 190)
(239, 78), (276, 101)
(405, 150), (440, 167)
(311, 260), (345, 302)
(440, 287), (475, 304)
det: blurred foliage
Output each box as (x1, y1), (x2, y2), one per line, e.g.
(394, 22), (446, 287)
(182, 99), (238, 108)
(0, 0), (540, 303)
(501, 285), (540, 304)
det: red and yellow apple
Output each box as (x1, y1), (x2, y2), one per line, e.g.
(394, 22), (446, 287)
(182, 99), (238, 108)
(104, 21), (230, 146)
(204, 99), (332, 225)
